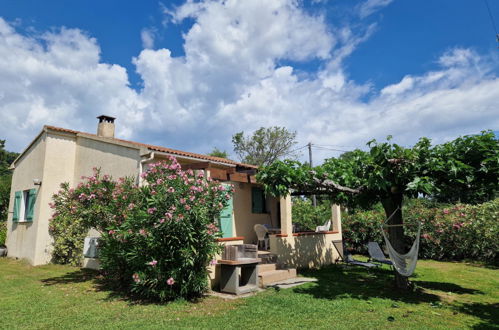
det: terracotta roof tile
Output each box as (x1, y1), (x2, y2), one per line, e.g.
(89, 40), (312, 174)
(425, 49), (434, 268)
(44, 125), (257, 169)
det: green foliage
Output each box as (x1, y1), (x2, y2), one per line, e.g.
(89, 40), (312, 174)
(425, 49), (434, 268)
(0, 140), (18, 222)
(49, 157), (232, 301)
(291, 198), (331, 231)
(258, 131), (498, 207)
(0, 175), (12, 221)
(208, 147), (229, 159)
(232, 127), (298, 166)
(428, 131), (499, 204)
(0, 221), (6, 246)
(342, 198), (499, 264)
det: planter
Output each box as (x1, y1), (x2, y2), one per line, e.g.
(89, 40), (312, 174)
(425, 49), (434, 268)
(0, 246), (7, 257)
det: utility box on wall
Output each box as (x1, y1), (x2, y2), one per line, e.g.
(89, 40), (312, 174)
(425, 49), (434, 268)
(83, 237), (99, 258)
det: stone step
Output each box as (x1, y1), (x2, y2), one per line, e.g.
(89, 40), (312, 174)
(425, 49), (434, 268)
(258, 263), (277, 272)
(258, 268), (297, 287)
(258, 253), (278, 264)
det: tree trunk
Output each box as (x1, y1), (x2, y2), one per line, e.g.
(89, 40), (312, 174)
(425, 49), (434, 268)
(382, 191), (409, 290)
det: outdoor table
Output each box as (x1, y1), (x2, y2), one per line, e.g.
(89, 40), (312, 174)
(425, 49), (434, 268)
(218, 258), (261, 295)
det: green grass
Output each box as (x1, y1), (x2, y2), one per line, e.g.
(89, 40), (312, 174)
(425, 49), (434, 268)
(0, 258), (497, 329)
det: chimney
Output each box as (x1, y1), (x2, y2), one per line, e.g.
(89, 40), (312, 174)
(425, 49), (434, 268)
(97, 115), (116, 138)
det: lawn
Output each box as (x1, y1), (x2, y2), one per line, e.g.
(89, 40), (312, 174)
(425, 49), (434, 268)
(0, 258), (497, 329)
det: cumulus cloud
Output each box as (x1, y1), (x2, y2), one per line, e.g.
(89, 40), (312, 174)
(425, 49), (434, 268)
(0, 0), (498, 164)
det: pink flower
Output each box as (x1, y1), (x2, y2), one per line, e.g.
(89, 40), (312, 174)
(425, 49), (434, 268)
(151, 190), (157, 195)
(197, 172), (204, 178)
(108, 230), (116, 235)
(165, 212), (173, 219)
(180, 198), (186, 204)
(167, 277), (175, 286)
(167, 187), (175, 193)
(156, 178), (164, 185)
(210, 259), (217, 265)
(147, 207), (157, 214)
(453, 223), (461, 230)
(127, 203), (136, 210)
(189, 195), (196, 202)
(148, 260), (158, 267)
(185, 205), (191, 211)
(132, 273), (140, 283)
(139, 229), (147, 236)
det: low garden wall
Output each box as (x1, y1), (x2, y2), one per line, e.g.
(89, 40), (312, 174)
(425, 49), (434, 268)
(269, 231), (342, 269)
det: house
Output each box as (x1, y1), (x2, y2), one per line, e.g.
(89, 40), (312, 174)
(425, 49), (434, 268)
(6, 116), (343, 287)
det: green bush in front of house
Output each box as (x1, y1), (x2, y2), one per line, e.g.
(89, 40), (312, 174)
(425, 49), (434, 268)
(49, 157), (232, 301)
(342, 198), (499, 264)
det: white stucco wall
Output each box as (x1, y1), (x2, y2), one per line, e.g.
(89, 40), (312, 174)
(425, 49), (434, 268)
(6, 133), (48, 264)
(232, 182), (279, 244)
(73, 136), (141, 183)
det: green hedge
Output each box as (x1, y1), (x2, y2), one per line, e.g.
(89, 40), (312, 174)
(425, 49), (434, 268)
(0, 221), (6, 246)
(342, 198), (499, 264)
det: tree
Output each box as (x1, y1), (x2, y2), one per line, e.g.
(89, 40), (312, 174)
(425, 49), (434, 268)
(0, 140), (18, 221)
(232, 127), (298, 167)
(208, 147), (229, 159)
(257, 131), (499, 289)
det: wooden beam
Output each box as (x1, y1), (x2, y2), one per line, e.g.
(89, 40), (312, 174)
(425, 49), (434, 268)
(209, 168), (228, 181)
(181, 162), (211, 170)
(229, 172), (249, 183)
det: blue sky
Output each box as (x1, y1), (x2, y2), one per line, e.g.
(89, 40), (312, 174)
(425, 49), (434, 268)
(0, 0), (498, 161)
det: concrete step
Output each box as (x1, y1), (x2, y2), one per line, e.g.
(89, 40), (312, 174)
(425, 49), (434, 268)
(258, 253), (278, 264)
(258, 263), (277, 272)
(258, 268), (297, 287)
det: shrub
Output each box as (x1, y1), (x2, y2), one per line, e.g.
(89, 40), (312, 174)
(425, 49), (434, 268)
(0, 221), (6, 246)
(342, 198), (499, 264)
(291, 197), (331, 231)
(49, 157), (232, 301)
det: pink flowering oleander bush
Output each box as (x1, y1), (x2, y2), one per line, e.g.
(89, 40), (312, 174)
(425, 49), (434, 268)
(49, 157), (233, 301)
(342, 198), (499, 264)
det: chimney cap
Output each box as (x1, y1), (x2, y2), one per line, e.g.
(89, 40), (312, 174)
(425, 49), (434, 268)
(97, 115), (116, 123)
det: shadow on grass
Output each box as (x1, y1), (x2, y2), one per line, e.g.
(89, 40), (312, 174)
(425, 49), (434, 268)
(456, 302), (499, 329)
(296, 264), (481, 305)
(41, 268), (100, 285)
(412, 280), (484, 295)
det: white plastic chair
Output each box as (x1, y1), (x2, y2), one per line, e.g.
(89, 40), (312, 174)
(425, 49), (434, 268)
(254, 224), (269, 250)
(315, 220), (331, 232)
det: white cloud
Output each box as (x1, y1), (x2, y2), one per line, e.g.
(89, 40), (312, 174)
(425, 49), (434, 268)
(358, 0), (394, 19)
(0, 1), (498, 165)
(140, 28), (156, 49)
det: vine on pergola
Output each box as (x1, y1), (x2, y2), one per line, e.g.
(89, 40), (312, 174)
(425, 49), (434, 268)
(256, 131), (499, 289)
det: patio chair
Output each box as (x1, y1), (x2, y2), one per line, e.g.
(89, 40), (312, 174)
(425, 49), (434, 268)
(367, 242), (393, 266)
(315, 220), (331, 232)
(332, 240), (378, 268)
(254, 224), (269, 251)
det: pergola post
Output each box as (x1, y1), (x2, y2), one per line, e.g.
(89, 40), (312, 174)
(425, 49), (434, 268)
(280, 195), (293, 235)
(331, 204), (342, 232)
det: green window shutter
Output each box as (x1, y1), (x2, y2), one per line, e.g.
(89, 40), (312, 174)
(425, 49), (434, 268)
(219, 184), (233, 238)
(26, 189), (37, 221)
(252, 187), (265, 213)
(13, 191), (21, 222)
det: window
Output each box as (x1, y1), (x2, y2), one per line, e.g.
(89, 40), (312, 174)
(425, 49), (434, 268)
(13, 189), (36, 222)
(251, 187), (266, 213)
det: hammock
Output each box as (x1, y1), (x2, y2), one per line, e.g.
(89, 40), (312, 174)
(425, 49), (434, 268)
(381, 207), (421, 277)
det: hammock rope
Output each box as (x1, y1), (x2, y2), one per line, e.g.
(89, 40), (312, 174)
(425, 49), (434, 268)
(381, 207), (421, 277)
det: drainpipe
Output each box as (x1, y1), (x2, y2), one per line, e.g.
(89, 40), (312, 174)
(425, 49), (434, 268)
(139, 152), (155, 185)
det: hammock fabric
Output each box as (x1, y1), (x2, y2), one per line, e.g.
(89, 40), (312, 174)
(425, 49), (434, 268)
(381, 208), (421, 277)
